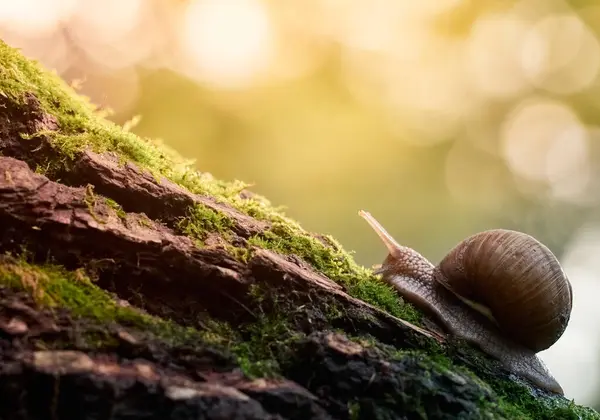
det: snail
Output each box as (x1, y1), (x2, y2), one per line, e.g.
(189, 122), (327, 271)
(358, 210), (572, 395)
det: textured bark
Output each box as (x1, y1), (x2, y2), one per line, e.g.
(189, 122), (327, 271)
(0, 42), (598, 420)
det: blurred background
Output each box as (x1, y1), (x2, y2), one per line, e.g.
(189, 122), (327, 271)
(2, 0), (600, 406)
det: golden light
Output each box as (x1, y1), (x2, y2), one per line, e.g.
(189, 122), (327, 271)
(520, 13), (600, 94)
(180, 0), (274, 89)
(500, 97), (591, 202)
(444, 139), (510, 210)
(465, 13), (531, 99)
(341, 35), (476, 146)
(68, 0), (150, 70)
(383, 39), (475, 145)
(545, 126), (591, 203)
(403, 0), (465, 16)
(327, 0), (461, 53)
(75, 67), (141, 116)
(71, 0), (143, 42)
(335, 0), (403, 53)
(0, 0), (76, 36)
(322, 0), (480, 147)
(0, 29), (72, 74)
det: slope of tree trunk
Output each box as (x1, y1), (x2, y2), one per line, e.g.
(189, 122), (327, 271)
(0, 40), (597, 420)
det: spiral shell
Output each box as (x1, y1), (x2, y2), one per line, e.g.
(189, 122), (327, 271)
(433, 229), (572, 353)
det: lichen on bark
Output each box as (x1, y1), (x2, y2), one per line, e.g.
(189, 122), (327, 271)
(0, 39), (597, 419)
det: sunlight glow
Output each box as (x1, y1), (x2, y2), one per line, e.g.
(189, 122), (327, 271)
(69, 0), (148, 69)
(444, 140), (510, 210)
(71, 0), (143, 42)
(0, 29), (72, 74)
(545, 127), (592, 203)
(466, 13), (531, 99)
(329, 0), (462, 53)
(500, 98), (591, 202)
(520, 13), (600, 94)
(180, 0), (274, 89)
(0, 0), (76, 35)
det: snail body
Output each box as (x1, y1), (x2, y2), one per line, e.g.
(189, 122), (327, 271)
(358, 210), (572, 395)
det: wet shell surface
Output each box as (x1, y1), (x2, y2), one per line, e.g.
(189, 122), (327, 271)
(434, 229), (573, 353)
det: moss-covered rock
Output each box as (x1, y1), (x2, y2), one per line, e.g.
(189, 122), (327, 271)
(0, 39), (597, 419)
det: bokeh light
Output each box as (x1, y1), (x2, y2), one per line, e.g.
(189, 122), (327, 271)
(68, 0), (151, 70)
(521, 12), (600, 94)
(180, 0), (274, 88)
(465, 13), (531, 99)
(500, 98), (590, 203)
(0, 0), (76, 36)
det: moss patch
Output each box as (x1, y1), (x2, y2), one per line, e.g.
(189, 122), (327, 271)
(176, 203), (235, 243)
(0, 254), (303, 379)
(233, 313), (301, 378)
(347, 335), (599, 420)
(105, 197), (127, 220)
(231, 283), (310, 378)
(83, 184), (108, 224)
(225, 244), (253, 264)
(489, 379), (599, 420)
(0, 255), (218, 348)
(248, 221), (422, 324)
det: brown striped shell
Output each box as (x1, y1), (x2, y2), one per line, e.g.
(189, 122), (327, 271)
(433, 229), (573, 353)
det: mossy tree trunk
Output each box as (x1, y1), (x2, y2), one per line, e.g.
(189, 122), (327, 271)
(0, 40), (597, 420)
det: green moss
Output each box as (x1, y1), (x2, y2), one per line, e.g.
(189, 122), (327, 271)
(229, 283), (305, 377)
(176, 203), (235, 243)
(33, 161), (51, 176)
(233, 194), (288, 222)
(438, 352), (600, 419)
(248, 221), (422, 324)
(348, 401), (360, 420)
(0, 254), (300, 379)
(343, 334), (600, 420)
(233, 313), (302, 378)
(225, 244), (253, 263)
(83, 184), (106, 224)
(431, 339), (592, 419)
(434, 348), (599, 419)
(0, 255), (226, 349)
(490, 379), (600, 420)
(105, 197), (127, 220)
(325, 301), (344, 320)
(137, 213), (153, 228)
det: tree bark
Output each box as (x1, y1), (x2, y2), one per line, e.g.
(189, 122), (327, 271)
(0, 40), (597, 420)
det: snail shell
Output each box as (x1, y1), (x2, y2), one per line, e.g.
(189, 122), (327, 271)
(434, 229), (573, 353)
